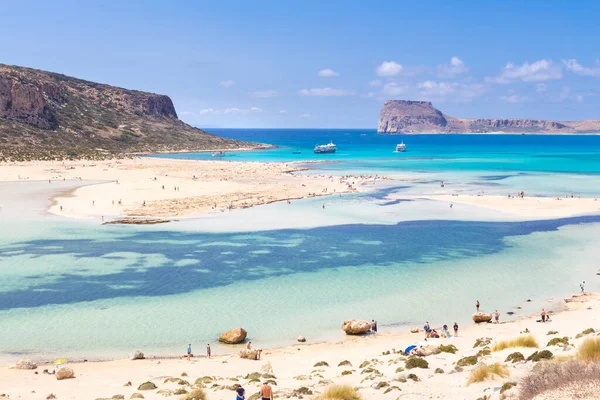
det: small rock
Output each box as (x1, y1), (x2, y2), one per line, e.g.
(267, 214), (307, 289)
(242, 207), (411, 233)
(297, 335), (306, 342)
(124, 382), (132, 387)
(13, 360), (38, 370)
(410, 327), (419, 333)
(46, 395), (56, 400)
(130, 350), (144, 360)
(55, 367), (75, 380)
(130, 394), (144, 399)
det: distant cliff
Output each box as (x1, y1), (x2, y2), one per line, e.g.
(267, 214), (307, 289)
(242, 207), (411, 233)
(378, 100), (600, 134)
(0, 64), (261, 160)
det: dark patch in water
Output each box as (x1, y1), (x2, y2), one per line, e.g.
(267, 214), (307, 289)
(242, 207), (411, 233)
(1, 216), (600, 310)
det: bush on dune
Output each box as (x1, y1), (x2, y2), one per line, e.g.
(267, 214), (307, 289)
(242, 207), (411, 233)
(492, 335), (539, 351)
(181, 388), (207, 400)
(519, 359), (600, 400)
(312, 384), (362, 400)
(466, 363), (509, 385)
(576, 336), (600, 362)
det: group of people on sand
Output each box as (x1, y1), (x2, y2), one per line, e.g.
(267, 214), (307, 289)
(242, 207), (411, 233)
(186, 343), (211, 361)
(234, 381), (273, 400)
(423, 321), (459, 338)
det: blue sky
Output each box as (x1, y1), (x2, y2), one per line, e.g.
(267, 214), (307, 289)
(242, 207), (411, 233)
(1, 0), (599, 128)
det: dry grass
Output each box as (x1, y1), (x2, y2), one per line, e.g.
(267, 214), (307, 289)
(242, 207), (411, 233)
(577, 336), (600, 362)
(492, 335), (539, 352)
(313, 384), (362, 400)
(466, 363), (509, 385)
(180, 388), (207, 400)
(519, 359), (600, 400)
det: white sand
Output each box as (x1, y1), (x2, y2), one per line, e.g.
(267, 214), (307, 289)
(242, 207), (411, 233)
(1, 293), (598, 399)
(0, 158), (384, 220)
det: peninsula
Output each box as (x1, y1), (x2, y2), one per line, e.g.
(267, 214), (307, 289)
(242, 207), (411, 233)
(378, 100), (600, 134)
(0, 64), (264, 161)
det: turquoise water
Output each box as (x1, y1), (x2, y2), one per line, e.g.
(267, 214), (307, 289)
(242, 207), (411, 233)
(1, 130), (600, 362)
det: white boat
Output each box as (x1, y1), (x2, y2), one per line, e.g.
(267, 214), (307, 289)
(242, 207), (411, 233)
(395, 141), (407, 152)
(212, 151), (225, 157)
(314, 141), (337, 154)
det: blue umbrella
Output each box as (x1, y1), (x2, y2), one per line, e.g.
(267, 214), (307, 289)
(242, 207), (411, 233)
(404, 345), (417, 354)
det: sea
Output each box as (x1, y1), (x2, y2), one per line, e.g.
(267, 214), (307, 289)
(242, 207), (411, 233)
(1, 129), (600, 362)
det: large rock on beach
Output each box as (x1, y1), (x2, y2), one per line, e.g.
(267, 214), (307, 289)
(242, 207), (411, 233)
(472, 312), (493, 323)
(55, 367), (75, 380)
(413, 345), (441, 357)
(297, 335), (306, 342)
(341, 319), (372, 335)
(239, 349), (257, 359)
(130, 350), (145, 360)
(12, 359), (38, 369)
(219, 327), (247, 344)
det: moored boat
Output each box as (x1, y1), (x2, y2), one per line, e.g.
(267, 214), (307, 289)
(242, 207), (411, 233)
(314, 141), (337, 154)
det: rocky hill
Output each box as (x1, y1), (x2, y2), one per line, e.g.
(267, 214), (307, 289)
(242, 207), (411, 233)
(0, 64), (261, 160)
(378, 100), (600, 134)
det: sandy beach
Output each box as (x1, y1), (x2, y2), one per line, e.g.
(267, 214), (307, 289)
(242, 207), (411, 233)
(0, 158), (385, 220)
(1, 291), (598, 400)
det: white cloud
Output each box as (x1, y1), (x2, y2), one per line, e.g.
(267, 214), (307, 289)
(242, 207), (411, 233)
(437, 56), (468, 77)
(318, 68), (340, 77)
(500, 95), (528, 103)
(382, 82), (407, 97)
(279, 110), (288, 114)
(369, 80), (383, 87)
(199, 108), (216, 115)
(199, 107), (262, 115)
(417, 81), (485, 102)
(219, 80), (235, 87)
(253, 89), (279, 98)
(300, 113), (311, 118)
(563, 59), (600, 77)
(376, 61), (403, 77)
(298, 88), (355, 96)
(486, 59), (563, 84)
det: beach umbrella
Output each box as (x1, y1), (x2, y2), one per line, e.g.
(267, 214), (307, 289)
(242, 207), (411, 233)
(53, 359), (67, 365)
(404, 345), (417, 354)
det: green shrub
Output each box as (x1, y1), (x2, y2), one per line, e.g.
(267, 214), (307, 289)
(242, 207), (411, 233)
(527, 350), (553, 362)
(456, 356), (478, 367)
(406, 373), (420, 381)
(546, 330), (558, 335)
(499, 382), (517, 394)
(439, 344), (458, 354)
(434, 368), (444, 374)
(473, 338), (492, 348)
(314, 361), (329, 367)
(547, 337), (569, 346)
(505, 352), (525, 363)
(405, 357), (428, 369)
(341, 370), (353, 376)
(476, 347), (491, 357)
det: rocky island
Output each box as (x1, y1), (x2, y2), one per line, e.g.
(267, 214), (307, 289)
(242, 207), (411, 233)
(0, 64), (264, 161)
(378, 100), (600, 134)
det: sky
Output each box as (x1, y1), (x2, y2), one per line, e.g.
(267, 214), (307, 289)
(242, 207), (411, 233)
(1, 0), (599, 129)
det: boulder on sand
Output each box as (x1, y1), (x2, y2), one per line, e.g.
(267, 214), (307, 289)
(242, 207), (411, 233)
(240, 349), (257, 359)
(341, 319), (372, 335)
(410, 327), (420, 333)
(297, 335), (306, 342)
(130, 350), (145, 360)
(219, 328), (248, 344)
(413, 345), (441, 357)
(55, 367), (75, 380)
(472, 312), (492, 323)
(12, 359), (38, 370)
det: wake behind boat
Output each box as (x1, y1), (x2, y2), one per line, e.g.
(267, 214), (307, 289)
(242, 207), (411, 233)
(314, 141), (337, 154)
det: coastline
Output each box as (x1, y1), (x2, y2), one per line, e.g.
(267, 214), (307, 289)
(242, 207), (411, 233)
(2, 291), (597, 399)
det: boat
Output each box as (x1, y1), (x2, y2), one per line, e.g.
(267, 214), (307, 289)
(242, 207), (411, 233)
(212, 151), (225, 157)
(395, 141), (407, 152)
(314, 141), (337, 154)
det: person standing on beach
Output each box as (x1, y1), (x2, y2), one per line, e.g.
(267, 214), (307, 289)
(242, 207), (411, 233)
(453, 322), (458, 337)
(186, 343), (192, 361)
(476, 300), (480, 312)
(493, 310), (500, 323)
(580, 281), (585, 294)
(260, 381), (273, 400)
(541, 309), (547, 323)
(247, 341), (252, 350)
(371, 320), (377, 333)
(206, 344), (211, 359)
